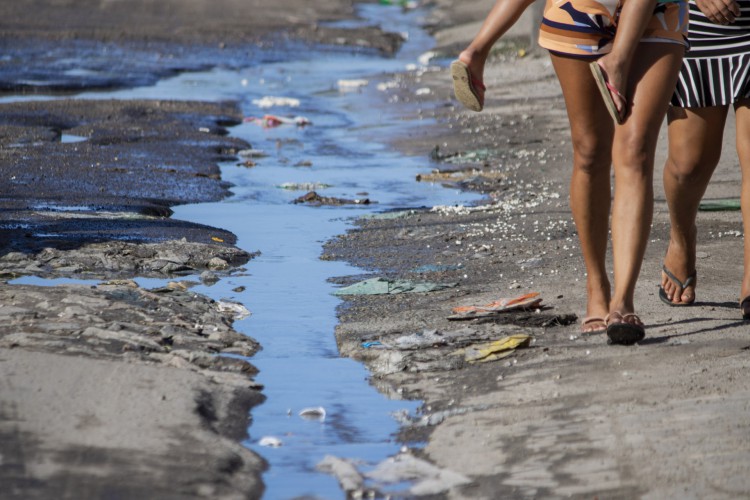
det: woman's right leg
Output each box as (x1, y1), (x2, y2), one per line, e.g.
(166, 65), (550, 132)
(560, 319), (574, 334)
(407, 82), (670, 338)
(734, 100), (750, 314)
(550, 53), (615, 332)
(662, 105), (729, 304)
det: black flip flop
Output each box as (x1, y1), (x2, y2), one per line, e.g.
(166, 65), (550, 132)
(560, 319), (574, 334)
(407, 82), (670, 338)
(606, 313), (645, 346)
(658, 266), (696, 307)
(741, 296), (750, 320)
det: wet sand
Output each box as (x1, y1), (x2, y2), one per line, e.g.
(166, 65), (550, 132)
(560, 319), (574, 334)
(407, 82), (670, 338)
(2, 0), (749, 498)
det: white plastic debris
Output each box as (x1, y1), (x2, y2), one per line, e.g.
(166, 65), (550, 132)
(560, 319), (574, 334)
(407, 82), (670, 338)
(217, 300), (251, 320)
(258, 436), (283, 447)
(252, 96), (300, 109)
(299, 406), (327, 420)
(337, 79), (369, 91)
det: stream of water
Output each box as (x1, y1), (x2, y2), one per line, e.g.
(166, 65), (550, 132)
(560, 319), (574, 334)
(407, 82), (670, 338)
(11, 4), (482, 498)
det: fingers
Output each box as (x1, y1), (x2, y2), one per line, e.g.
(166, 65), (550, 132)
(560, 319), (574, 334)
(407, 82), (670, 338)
(696, 0), (740, 24)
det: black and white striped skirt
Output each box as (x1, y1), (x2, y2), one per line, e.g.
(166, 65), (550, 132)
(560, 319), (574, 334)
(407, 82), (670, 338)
(671, 0), (750, 107)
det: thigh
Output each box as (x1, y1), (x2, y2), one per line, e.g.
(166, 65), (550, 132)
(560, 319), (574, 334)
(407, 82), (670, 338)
(667, 105), (729, 171)
(550, 53), (614, 163)
(616, 43), (685, 152)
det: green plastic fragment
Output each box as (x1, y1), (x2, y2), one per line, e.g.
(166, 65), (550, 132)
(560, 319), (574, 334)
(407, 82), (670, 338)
(698, 198), (741, 211)
(333, 277), (458, 296)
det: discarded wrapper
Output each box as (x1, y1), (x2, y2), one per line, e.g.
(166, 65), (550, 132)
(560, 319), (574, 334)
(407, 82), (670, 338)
(244, 114), (311, 128)
(454, 334), (532, 363)
(448, 292), (542, 320)
(299, 406), (327, 420)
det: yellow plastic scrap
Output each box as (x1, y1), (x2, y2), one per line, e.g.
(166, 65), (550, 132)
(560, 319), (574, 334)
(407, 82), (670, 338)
(459, 334), (532, 364)
(211, 236), (225, 243)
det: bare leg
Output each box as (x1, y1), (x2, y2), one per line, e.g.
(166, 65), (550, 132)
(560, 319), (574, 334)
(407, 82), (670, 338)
(595, 0), (657, 118)
(458, 0), (536, 103)
(550, 54), (615, 332)
(609, 42), (684, 325)
(735, 100), (750, 313)
(662, 105), (729, 304)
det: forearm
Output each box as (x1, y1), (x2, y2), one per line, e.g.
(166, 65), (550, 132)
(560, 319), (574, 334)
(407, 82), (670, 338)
(467, 0), (539, 57)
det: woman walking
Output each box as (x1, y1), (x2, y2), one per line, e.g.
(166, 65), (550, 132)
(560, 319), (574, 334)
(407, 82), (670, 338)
(660, 0), (750, 317)
(453, 0), (688, 343)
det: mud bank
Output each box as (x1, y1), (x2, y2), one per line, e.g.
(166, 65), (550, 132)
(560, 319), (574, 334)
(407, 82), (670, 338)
(0, 0), (402, 497)
(323, 0), (750, 497)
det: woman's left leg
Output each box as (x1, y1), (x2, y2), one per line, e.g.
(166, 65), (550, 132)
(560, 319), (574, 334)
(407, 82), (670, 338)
(607, 41), (685, 340)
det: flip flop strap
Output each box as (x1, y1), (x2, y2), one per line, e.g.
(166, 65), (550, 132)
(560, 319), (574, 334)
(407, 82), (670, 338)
(662, 266), (696, 289)
(604, 80), (626, 101)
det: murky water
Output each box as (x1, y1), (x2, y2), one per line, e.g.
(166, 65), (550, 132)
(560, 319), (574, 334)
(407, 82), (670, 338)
(10, 4), (482, 498)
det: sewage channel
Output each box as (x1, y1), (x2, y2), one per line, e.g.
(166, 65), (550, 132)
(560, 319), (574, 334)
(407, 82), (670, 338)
(11, 4), (482, 498)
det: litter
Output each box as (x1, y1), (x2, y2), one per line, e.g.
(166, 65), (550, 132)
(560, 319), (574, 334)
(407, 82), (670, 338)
(237, 148), (267, 158)
(243, 114), (311, 128)
(455, 334), (532, 363)
(292, 191), (371, 206)
(299, 406), (327, 420)
(276, 182), (332, 191)
(392, 329), (446, 350)
(337, 79), (369, 91)
(333, 277), (458, 296)
(448, 292), (542, 320)
(251, 96), (300, 108)
(217, 300), (251, 320)
(258, 436), (283, 447)
(410, 264), (462, 273)
(698, 198), (741, 211)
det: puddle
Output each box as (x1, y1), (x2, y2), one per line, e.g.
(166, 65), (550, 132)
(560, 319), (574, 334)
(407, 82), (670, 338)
(5, 4), (482, 498)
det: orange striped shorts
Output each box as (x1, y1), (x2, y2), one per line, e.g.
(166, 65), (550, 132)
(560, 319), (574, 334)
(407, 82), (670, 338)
(538, 0), (689, 57)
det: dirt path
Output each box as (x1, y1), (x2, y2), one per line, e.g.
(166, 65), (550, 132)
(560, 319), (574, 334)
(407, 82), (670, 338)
(322, 0), (750, 497)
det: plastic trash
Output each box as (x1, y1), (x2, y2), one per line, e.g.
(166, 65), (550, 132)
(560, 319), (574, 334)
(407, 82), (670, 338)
(299, 406), (327, 420)
(276, 182), (332, 191)
(698, 198), (741, 211)
(448, 292), (542, 320)
(455, 334), (532, 363)
(258, 436), (283, 447)
(333, 277), (458, 296)
(216, 300), (251, 320)
(251, 96), (300, 108)
(337, 79), (369, 91)
(243, 114), (311, 128)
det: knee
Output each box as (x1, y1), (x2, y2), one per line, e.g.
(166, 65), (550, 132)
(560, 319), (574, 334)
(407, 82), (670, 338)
(614, 132), (651, 174)
(572, 136), (611, 177)
(665, 148), (718, 185)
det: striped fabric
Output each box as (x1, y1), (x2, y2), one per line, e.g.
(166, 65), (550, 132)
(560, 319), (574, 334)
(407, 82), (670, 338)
(538, 0), (688, 57)
(672, 0), (750, 107)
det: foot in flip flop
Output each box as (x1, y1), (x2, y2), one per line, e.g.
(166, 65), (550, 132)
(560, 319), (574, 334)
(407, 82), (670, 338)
(605, 311), (644, 345)
(741, 296), (750, 320)
(659, 266), (697, 306)
(450, 60), (486, 112)
(589, 61), (627, 124)
(581, 316), (607, 334)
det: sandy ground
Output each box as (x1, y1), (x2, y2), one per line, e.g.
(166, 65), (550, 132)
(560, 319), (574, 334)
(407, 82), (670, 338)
(321, 0), (750, 497)
(2, 0), (749, 498)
